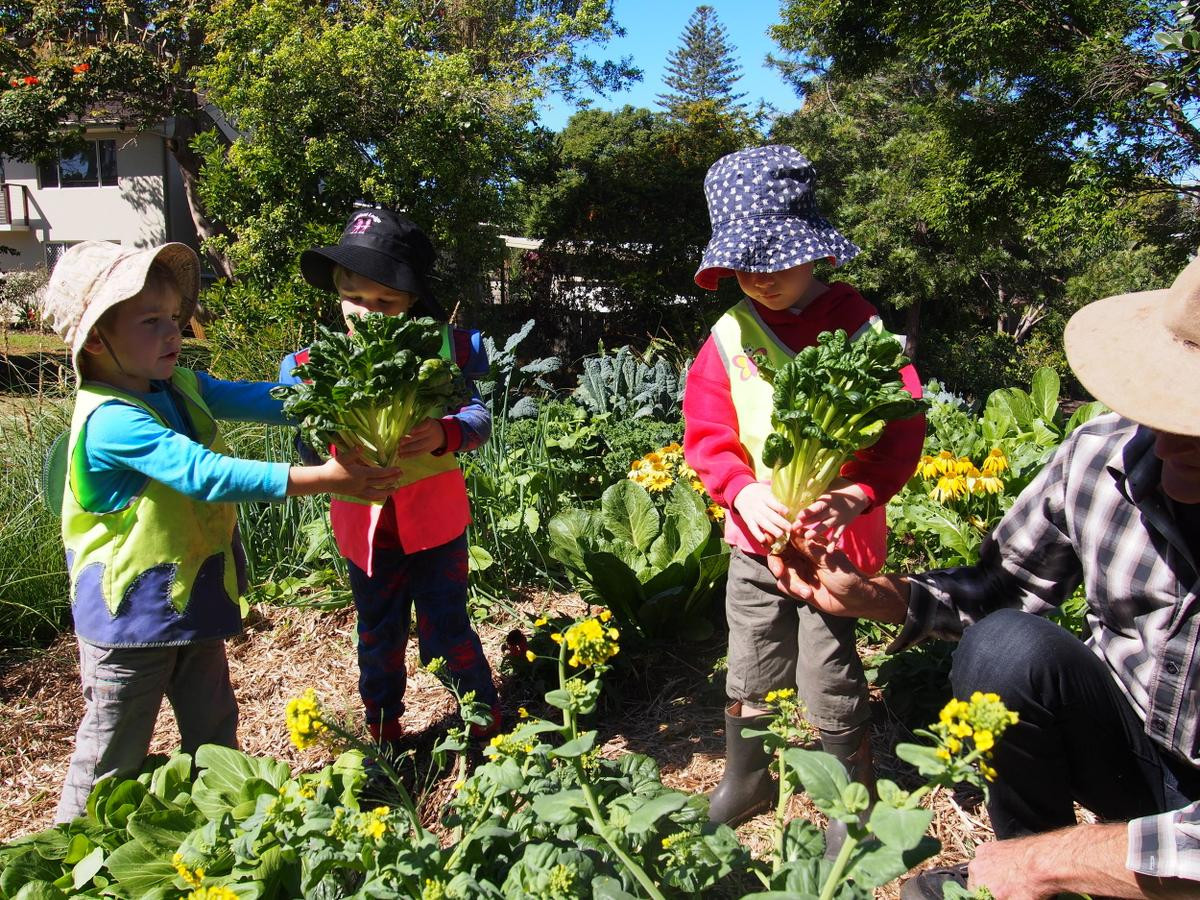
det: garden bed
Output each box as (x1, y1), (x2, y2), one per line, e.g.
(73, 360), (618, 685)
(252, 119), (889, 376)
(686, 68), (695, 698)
(0, 592), (992, 897)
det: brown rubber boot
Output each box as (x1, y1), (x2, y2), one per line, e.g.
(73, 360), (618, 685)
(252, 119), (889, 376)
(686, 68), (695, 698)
(820, 723), (876, 859)
(707, 702), (776, 827)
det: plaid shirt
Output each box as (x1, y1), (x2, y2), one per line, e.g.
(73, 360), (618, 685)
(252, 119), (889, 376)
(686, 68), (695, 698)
(893, 414), (1200, 882)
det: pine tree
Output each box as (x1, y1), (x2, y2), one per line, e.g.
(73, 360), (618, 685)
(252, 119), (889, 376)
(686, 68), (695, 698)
(656, 5), (747, 118)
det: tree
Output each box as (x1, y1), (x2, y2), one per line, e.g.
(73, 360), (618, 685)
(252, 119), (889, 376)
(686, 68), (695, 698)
(656, 5), (746, 119)
(517, 103), (759, 348)
(765, 1), (1200, 396)
(0, 0), (636, 284)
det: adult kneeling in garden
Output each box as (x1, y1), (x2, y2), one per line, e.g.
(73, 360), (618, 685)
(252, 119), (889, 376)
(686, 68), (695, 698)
(769, 255), (1200, 899)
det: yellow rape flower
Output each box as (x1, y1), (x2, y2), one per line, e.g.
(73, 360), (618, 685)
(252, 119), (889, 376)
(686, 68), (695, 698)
(173, 853), (205, 889)
(525, 650), (536, 662)
(974, 729), (995, 752)
(188, 889), (238, 900)
(518, 707), (529, 718)
(563, 617), (620, 667)
(598, 609), (612, 622)
(285, 688), (328, 750)
(534, 616), (547, 627)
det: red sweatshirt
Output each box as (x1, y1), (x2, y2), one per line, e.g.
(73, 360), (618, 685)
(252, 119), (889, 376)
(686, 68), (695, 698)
(683, 282), (925, 560)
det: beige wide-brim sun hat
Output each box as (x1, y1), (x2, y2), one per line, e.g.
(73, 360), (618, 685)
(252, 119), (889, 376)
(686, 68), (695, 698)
(42, 241), (200, 378)
(1065, 250), (1200, 437)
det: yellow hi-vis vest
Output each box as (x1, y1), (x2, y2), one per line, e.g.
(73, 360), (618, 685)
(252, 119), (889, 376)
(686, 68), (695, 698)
(62, 368), (243, 646)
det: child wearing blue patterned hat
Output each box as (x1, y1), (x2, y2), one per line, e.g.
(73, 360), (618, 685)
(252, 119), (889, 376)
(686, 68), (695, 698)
(682, 145), (926, 842)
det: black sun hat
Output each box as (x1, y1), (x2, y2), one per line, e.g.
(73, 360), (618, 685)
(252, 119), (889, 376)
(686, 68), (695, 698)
(300, 207), (445, 317)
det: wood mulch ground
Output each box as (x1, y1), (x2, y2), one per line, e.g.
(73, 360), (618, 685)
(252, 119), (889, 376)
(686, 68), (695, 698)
(0, 589), (991, 898)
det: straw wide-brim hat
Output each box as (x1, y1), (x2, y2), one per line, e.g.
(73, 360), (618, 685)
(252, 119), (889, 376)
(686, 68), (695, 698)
(42, 241), (200, 378)
(1065, 250), (1200, 436)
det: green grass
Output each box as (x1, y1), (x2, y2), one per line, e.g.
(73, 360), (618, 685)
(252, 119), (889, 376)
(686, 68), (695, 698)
(0, 392), (71, 651)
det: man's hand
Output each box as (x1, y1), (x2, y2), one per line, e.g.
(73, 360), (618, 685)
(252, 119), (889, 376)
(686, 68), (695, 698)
(766, 535), (869, 616)
(395, 418), (447, 457)
(732, 482), (792, 545)
(767, 533), (910, 624)
(796, 478), (870, 546)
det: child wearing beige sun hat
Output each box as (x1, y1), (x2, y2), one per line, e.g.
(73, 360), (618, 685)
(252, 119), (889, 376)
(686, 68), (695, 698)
(40, 240), (400, 823)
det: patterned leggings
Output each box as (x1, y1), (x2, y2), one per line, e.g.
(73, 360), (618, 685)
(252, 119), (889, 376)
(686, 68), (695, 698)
(347, 534), (497, 740)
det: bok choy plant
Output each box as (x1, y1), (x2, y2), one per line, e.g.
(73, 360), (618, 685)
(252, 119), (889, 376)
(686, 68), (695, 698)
(272, 313), (466, 468)
(758, 327), (927, 552)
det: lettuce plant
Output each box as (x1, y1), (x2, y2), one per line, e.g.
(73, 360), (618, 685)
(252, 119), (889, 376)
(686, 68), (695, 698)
(758, 328), (927, 551)
(272, 314), (466, 469)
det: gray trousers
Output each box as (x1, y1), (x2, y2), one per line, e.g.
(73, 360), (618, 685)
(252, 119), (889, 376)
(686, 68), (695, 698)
(725, 547), (870, 732)
(55, 637), (238, 823)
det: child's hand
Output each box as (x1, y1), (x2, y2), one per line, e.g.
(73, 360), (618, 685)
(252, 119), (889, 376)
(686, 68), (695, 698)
(287, 448), (402, 500)
(395, 418), (446, 457)
(732, 482), (792, 546)
(795, 478), (869, 547)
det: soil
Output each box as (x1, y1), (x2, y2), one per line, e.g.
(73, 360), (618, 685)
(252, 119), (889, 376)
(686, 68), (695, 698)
(0, 590), (990, 898)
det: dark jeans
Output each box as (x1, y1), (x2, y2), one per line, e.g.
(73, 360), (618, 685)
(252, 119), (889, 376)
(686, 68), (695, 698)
(951, 609), (1200, 838)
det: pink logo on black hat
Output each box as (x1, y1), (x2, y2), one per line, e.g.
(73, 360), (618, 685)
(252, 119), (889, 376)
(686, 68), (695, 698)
(347, 213), (381, 235)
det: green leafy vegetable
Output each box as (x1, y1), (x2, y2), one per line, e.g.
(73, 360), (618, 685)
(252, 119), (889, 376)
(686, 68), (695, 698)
(757, 327), (928, 552)
(272, 314), (467, 468)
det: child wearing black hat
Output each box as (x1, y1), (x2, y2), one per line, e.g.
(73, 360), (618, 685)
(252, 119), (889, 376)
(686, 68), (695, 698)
(280, 207), (501, 751)
(682, 146), (926, 844)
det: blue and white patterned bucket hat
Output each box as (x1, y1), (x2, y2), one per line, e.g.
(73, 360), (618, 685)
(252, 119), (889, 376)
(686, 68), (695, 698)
(695, 145), (860, 291)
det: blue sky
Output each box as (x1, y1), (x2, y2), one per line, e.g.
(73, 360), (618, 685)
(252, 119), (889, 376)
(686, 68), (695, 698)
(537, 1), (802, 131)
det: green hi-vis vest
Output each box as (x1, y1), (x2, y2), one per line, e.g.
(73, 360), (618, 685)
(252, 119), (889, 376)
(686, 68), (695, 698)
(62, 368), (243, 647)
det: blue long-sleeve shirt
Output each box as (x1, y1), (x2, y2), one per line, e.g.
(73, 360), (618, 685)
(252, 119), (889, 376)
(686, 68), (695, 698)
(82, 371), (291, 513)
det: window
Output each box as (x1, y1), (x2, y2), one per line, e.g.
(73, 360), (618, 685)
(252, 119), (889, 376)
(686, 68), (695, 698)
(44, 241), (84, 268)
(39, 141), (118, 188)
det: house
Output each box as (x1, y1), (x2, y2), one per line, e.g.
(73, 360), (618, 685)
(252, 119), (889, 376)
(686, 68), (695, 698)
(0, 124), (199, 272)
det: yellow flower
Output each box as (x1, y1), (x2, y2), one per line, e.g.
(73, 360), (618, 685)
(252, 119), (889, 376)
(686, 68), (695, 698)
(629, 458), (644, 472)
(930, 475), (968, 503)
(954, 455), (976, 476)
(936, 747), (951, 761)
(173, 852), (205, 889)
(525, 650), (536, 662)
(518, 707), (529, 718)
(453, 780), (465, 791)
(188, 889), (238, 900)
(285, 688), (328, 750)
(707, 502), (725, 522)
(550, 632), (563, 644)
(534, 616), (548, 627)
(646, 472), (673, 493)
(973, 474), (1005, 495)
(425, 656), (446, 675)
(422, 878), (448, 900)
(358, 806), (389, 840)
(598, 609), (612, 622)
(918, 455), (940, 480)
(661, 442), (682, 455)
(644, 451), (663, 466)
(980, 761), (998, 781)
(563, 617), (620, 667)
(764, 688), (795, 704)
(934, 449), (957, 475)
(981, 448), (1009, 476)
(974, 729), (995, 752)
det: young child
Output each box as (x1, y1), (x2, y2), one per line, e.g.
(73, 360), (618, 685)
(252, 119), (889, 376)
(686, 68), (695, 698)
(683, 146), (926, 834)
(280, 207), (500, 753)
(42, 241), (399, 824)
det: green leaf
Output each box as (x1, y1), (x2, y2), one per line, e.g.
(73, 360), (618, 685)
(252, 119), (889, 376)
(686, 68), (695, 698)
(782, 748), (850, 811)
(1029, 367), (1060, 422)
(547, 508), (595, 573)
(550, 732), (597, 759)
(868, 804), (935, 850)
(600, 479), (660, 553)
(531, 789), (588, 824)
(845, 835), (941, 887)
(13, 884), (69, 900)
(625, 792), (688, 832)
(104, 841), (177, 897)
(69, 847), (104, 891)
(467, 544), (494, 572)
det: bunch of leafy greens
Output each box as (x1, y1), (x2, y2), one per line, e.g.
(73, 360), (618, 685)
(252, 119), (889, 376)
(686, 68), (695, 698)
(272, 313), (466, 469)
(758, 327), (928, 552)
